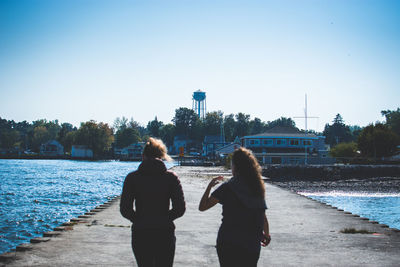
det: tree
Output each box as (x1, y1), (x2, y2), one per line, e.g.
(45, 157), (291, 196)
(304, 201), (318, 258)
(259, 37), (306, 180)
(0, 129), (19, 149)
(115, 127), (141, 148)
(159, 123), (176, 148)
(223, 114), (236, 142)
(31, 126), (51, 152)
(329, 142), (358, 159)
(382, 108), (400, 135)
(357, 123), (400, 158)
(74, 121), (114, 157)
(323, 114), (352, 147)
(234, 113), (250, 137)
(147, 117), (164, 138)
(204, 111), (223, 136)
(57, 123), (76, 152)
(249, 117), (265, 135)
(266, 117), (297, 130)
(172, 107), (200, 139)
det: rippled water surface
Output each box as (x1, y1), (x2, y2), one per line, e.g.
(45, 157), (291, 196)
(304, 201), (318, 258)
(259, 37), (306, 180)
(299, 191), (400, 230)
(0, 159), (175, 254)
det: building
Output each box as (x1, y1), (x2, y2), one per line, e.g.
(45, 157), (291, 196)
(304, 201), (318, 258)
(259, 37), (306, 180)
(71, 145), (93, 159)
(202, 135), (230, 158)
(40, 140), (64, 156)
(241, 126), (332, 165)
(120, 142), (145, 161)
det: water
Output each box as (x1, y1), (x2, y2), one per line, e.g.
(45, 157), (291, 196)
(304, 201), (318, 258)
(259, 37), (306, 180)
(299, 191), (400, 230)
(0, 159), (175, 254)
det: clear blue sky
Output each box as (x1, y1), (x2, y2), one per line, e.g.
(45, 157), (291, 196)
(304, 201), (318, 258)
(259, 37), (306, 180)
(1, 0), (399, 132)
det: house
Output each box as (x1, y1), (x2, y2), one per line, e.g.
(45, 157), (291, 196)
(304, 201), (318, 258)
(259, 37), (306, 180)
(215, 143), (241, 157)
(241, 126), (333, 165)
(202, 135), (230, 158)
(173, 135), (194, 156)
(40, 140), (64, 156)
(120, 142), (145, 161)
(71, 145), (93, 159)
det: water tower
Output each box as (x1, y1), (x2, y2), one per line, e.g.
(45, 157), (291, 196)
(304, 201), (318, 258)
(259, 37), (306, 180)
(192, 90), (206, 119)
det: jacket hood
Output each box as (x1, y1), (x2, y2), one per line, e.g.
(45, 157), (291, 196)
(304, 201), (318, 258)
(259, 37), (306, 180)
(227, 176), (267, 210)
(138, 158), (167, 175)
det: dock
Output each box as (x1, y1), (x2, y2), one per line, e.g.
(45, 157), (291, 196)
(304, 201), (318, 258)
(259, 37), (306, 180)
(1, 166), (400, 266)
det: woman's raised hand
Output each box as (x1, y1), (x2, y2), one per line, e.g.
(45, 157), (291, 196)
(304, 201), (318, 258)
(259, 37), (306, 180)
(208, 176), (224, 188)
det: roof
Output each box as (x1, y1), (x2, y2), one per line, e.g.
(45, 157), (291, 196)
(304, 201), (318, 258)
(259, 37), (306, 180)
(243, 126), (319, 138)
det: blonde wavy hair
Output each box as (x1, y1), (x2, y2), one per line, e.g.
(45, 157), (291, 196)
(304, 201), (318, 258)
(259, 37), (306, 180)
(142, 137), (172, 161)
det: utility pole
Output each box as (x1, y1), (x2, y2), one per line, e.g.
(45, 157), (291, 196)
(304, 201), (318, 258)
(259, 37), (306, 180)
(293, 94), (319, 165)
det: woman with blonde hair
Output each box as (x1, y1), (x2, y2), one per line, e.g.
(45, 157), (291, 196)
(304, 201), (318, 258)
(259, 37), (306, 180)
(120, 137), (185, 267)
(199, 147), (270, 267)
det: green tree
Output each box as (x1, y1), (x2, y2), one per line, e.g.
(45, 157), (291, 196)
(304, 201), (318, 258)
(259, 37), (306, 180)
(234, 113), (250, 137)
(323, 114), (352, 147)
(382, 108), (400, 135)
(204, 111), (223, 136)
(159, 123), (176, 148)
(357, 123), (400, 158)
(57, 123), (76, 152)
(266, 117), (297, 130)
(0, 129), (19, 149)
(329, 142), (358, 158)
(172, 107), (200, 139)
(147, 117), (164, 137)
(74, 121), (114, 157)
(31, 126), (51, 152)
(249, 117), (265, 134)
(223, 114), (236, 142)
(115, 127), (141, 148)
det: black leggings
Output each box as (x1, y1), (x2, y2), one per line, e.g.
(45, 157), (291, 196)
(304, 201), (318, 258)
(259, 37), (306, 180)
(131, 228), (176, 267)
(216, 243), (260, 267)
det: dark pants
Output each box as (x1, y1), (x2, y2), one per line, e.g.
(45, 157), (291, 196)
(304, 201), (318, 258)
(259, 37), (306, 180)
(132, 228), (176, 267)
(216, 243), (260, 267)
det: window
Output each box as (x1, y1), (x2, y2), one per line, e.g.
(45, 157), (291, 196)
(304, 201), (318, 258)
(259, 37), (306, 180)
(289, 140), (299, 146)
(249, 139), (260, 146)
(263, 139), (273, 146)
(276, 139), (286, 145)
(303, 140), (312, 146)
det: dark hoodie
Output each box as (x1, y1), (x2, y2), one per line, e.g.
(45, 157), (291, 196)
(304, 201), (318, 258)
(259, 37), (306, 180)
(211, 176), (266, 252)
(120, 159), (186, 230)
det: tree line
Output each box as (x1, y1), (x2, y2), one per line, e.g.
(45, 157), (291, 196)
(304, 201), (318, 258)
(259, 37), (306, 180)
(1, 107), (399, 159)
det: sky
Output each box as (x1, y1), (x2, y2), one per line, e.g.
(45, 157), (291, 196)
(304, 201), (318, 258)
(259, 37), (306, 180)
(0, 0), (399, 132)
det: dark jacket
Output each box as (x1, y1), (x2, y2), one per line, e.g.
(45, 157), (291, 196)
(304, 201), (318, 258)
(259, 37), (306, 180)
(120, 159), (185, 230)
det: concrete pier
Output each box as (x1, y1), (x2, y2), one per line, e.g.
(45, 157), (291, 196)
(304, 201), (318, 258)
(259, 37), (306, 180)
(1, 166), (400, 266)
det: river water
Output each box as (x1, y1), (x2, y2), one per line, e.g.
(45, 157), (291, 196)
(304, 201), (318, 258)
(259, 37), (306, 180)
(299, 191), (400, 230)
(0, 159), (175, 254)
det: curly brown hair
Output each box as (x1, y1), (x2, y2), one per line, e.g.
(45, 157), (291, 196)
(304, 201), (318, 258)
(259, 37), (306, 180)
(232, 147), (265, 198)
(142, 137), (172, 161)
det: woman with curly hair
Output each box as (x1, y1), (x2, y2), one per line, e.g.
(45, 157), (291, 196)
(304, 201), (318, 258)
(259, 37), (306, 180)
(199, 147), (270, 267)
(120, 137), (186, 267)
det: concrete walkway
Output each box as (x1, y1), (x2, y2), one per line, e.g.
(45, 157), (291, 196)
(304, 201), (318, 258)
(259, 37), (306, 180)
(1, 166), (400, 266)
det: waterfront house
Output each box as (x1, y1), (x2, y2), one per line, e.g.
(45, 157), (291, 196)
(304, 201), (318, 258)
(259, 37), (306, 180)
(71, 145), (93, 159)
(215, 143), (241, 157)
(202, 135), (230, 158)
(241, 126), (333, 165)
(40, 140), (64, 156)
(120, 142), (145, 161)
(173, 135), (194, 156)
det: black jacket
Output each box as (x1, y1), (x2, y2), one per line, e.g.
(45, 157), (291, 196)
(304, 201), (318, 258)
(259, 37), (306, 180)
(120, 159), (185, 230)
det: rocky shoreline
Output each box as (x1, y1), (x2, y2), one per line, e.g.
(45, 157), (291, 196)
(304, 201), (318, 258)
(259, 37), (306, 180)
(267, 176), (400, 194)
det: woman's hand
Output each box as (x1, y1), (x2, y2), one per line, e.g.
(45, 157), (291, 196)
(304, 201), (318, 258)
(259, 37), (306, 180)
(208, 176), (223, 188)
(261, 233), (271, 247)
(199, 176), (223, 211)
